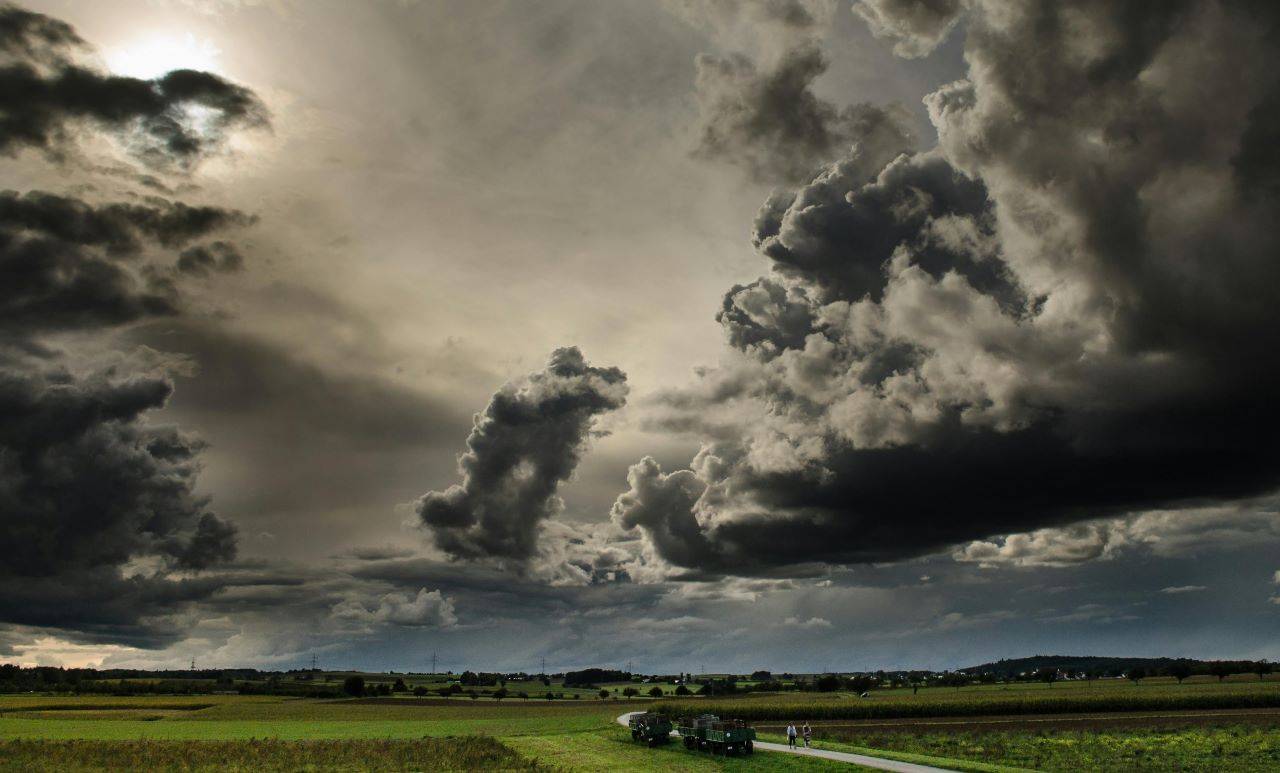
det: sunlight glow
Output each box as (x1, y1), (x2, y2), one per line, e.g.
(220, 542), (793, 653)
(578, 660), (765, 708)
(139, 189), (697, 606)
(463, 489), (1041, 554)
(105, 33), (223, 80)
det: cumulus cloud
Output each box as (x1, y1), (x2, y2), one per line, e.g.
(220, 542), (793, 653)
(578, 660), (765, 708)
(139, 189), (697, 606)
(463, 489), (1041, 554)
(852, 0), (964, 58)
(1160, 585), (1206, 594)
(417, 347), (627, 562)
(331, 587), (457, 629)
(618, 0), (1280, 577)
(0, 3), (267, 167)
(783, 615), (831, 628)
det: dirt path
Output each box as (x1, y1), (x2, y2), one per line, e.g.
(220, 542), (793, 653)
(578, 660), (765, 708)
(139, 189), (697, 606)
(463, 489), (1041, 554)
(616, 711), (958, 772)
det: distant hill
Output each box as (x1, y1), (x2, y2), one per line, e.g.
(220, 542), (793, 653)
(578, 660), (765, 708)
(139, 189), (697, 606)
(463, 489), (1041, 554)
(960, 655), (1263, 678)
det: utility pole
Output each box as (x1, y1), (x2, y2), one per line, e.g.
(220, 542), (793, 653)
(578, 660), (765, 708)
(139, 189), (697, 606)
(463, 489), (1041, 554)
(190, 656), (196, 672)
(626, 660), (632, 675)
(311, 653), (317, 672)
(431, 652), (437, 675)
(540, 656), (547, 677)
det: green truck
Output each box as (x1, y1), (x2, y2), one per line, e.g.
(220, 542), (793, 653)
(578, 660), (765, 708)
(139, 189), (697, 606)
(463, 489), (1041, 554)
(628, 712), (673, 746)
(676, 714), (755, 755)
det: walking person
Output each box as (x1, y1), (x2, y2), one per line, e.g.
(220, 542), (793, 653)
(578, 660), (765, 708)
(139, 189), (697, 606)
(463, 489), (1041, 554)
(802, 722), (812, 748)
(786, 722), (797, 749)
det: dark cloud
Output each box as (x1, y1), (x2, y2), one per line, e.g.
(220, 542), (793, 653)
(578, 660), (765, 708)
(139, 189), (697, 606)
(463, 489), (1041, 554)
(617, 0), (1280, 576)
(0, 365), (237, 643)
(417, 347), (627, 562)
(0, 4), (267, 167)
(694, 43), (917, 183)
(0, 190), (254, 334)
(0, 5), (267, 647)
(175, 241), (244, 276)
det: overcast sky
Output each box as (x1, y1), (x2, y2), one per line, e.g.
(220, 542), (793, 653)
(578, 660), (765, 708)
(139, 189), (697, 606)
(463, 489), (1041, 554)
(2, 0), (1278, 674)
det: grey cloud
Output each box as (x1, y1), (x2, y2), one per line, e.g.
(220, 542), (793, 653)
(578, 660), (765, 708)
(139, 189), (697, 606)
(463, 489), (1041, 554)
(0, 5), (267, 648)
(853, 0), (965, 58)
(417, 347), (627, 562)
(0, 3), (268, 167)
(618, 0), (1280, 576)
(0, 190), (253, 334)
(175, 241), (244, 276)
(694, 43), (917, 183)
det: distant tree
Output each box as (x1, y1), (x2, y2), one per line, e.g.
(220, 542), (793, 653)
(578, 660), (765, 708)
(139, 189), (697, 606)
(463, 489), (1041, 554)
(1128, 667), (1147, 684)
(342, 676), (365, 697)
(623, 687), (639, 699)
(1210, 663), (1233, 682)
(598, 689), (609, 699)
(848, 675), (878, 693)
(392, 678), (408, 692)
(750, 670), (773, 681)
(518, 691), (529, 699)
(376, 683), (391, 696)
(675, 685), (691, 696)
(816, 674), (841, 692)
(648, 686), (664, 698)
(542, 677), (551, 687)
(494, 687), (508, 700)
(1255, 661), (1273, 681)
(1167, 663), (1193, 684)
(979, 672), (998, 685)
(412, 686), (427, 697)
(1036, 668), (1057, 688)
(437, 686), (453, 698)
(544, 691), (555, 700)
(1085, 670), (1100, 687)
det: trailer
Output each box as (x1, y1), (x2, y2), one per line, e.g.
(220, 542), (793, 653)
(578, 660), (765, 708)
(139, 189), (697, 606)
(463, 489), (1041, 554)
(627, 712), (673, 746)
(676, 714), (754, 755)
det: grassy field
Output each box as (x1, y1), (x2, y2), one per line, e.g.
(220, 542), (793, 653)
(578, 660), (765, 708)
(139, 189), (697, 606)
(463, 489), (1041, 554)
(796, 725), (1280, 772)
(0, 737), (544, 772)
(0, 694), (847, 771)
(652, 677), (1280, 721)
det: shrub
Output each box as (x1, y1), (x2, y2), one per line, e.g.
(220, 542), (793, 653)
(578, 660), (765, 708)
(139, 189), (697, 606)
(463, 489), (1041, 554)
(342, 676), (364, 697)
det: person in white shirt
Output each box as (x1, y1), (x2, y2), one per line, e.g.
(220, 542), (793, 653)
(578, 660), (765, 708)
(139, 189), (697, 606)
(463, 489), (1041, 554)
(786, 722), (797, 748)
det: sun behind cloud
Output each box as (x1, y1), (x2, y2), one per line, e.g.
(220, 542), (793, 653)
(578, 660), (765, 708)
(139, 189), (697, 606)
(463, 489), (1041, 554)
(105, 32), (222, 79)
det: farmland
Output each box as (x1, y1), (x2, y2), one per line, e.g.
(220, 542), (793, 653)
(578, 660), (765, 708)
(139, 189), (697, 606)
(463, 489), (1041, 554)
(2, 673), (1278, 770)
(787, 726), (1280, 772)
(0, 693), (848, 771)
(652, 675), (1280, 722)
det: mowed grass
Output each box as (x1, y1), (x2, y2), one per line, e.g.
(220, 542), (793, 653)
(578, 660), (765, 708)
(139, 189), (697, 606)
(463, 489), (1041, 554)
(807, 726), (1280, 772)
(0, 737), (544, 772)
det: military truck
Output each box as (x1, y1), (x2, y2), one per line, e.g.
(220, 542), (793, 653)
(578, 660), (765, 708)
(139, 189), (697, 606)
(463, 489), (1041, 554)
(628, 712), (673, 746)
(676, 713), (755, 755)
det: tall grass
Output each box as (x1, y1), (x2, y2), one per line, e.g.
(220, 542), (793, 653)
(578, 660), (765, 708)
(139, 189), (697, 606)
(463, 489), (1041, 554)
(0, 737), (548, 772)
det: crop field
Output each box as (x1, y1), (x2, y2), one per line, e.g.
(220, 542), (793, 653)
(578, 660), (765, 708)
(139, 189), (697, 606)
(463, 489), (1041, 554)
(787, 725), (1280, 772)
(0, 694), (844, 771)
(653, 676), (1280, 722)
(0, 737), (544, 772)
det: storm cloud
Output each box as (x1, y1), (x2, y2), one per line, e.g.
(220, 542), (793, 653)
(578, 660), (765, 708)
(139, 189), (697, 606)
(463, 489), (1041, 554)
(617, 0), (1280, 576)
(0, 4), (265, 647)
(417, 347), (627, 562)
(0, 3), (267, 166)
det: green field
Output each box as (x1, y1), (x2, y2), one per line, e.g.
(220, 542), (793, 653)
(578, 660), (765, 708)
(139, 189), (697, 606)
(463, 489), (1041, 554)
(653, 676), (1280, 721)
(0, 694), (847, 771)
(799, 726), (1280, 772)
(5, 677), (1279, 770)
